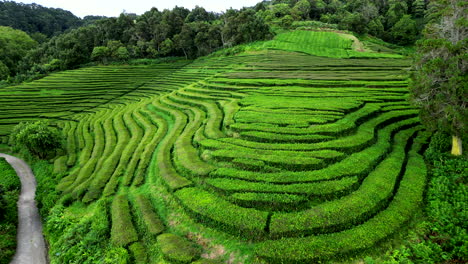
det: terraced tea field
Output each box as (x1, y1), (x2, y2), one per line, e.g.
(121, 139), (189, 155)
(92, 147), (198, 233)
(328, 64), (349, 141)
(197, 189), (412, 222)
(0, 31), (430, 263)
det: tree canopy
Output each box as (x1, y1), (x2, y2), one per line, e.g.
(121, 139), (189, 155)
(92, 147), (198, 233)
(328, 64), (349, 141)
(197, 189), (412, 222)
(10, 121), (62, 159)
(410, 0), (467, 155)
(0, 1), (82, 37)
(0, 26), (37, 79)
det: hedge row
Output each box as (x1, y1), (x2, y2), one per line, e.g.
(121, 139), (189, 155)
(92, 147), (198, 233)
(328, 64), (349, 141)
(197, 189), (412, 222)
(111, 195), (139, 246)
(82, 108), (129, 202)
(151, 99), (192, 190)
(70, 112), (107, 199)
(230, 192), (308, 211)
(174, 92), (226, 139)
(157, 233), (201, 263)
(163, 95), (216, 177)
(132, 106), (168, 186)
(255, 132), (429, 262)
(206, 176), (358, 198)
(175, 187), (269, 238)
(214, 109), (418, 152)
(135, 194), (165, 236)
(210, 121), (421, 183)
(269, 126), (420, 237)
(64, 121), (78, 166)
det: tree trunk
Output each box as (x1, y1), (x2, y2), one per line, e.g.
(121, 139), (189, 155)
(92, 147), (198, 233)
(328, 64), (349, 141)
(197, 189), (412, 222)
(451, 135), (463, 156)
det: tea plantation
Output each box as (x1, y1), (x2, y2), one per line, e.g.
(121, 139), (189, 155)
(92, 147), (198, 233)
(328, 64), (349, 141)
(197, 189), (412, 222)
(0, 31), (431, 263)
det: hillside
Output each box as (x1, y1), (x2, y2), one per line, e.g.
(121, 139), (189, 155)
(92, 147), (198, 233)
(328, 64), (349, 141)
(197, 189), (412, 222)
(0, 1), (81, 37)
(0, 30), (437, 263)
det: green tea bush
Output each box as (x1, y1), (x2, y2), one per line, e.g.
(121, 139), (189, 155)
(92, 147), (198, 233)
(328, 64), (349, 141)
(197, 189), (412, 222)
(110, 195), (138, 246)
(33, 160), (60, 217)
(135, 194), (165, 236)
(175, 187), (269, 238)
(157, 233), (202, 263)
(46, 200), (116, 264)
(372, 152), (467, 263)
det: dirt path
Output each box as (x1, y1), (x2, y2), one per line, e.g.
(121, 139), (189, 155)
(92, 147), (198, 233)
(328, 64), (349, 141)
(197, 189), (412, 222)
(0, 153), (48, 264)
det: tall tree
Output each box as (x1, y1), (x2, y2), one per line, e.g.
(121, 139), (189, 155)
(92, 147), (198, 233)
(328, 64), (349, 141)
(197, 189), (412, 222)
(410, 0), (467, 155)
(0, 26), (37, 79)
(10, 121), (62, 159)
(292, 0), (311, 20)
(0, 1), (81, 37)
(390, 14), (418, 44)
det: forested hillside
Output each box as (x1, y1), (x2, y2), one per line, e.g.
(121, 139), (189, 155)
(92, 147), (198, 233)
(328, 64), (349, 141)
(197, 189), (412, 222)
(1, 0), (429, 84)
(0, 1), (81, 37)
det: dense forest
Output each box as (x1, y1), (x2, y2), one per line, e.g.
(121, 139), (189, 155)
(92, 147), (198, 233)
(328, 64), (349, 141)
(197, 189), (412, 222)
(0, 0), (431, 84)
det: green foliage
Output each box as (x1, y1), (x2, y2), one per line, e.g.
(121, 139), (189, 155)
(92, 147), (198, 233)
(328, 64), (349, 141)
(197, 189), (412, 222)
(45, 200), (122, 264)
(368, 140), (468, 263)
(32, 160), (60, 217)
(110, 195), (138, 246)
(292, 0), (311, 20)
(157, 233), (202, 263)
(390, 15), (418, 45)
(0, 26), (37, 79)
(129, 242), (148, 264)
(9, 121), (62, 159)
(0, 158), (19, 263)
(410, 0), (467, 141)
(91, 46), (110, 63)
(135, 194), (165, 236)
(175, 187), (269, 238)
(0, 1), (81, 37)
(0, 157), (20, 191)
(255, 132), (429, 262)
(0, 61), (9, 80)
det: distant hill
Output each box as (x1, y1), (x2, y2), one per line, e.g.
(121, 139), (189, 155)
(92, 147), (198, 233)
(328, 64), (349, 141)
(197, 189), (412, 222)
(0, 1), (82, 37)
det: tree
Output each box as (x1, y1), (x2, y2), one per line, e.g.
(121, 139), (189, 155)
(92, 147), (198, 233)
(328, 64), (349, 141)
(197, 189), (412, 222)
(10, 121), (62, 159)
(116, 47), (130, 61)
(412, 0), (426, 18)
(390, 15), (418, 45)
(185, 6), (213, 22)
(159, 38), (174, 55)
(385, 0), (408, 28)
(91, 46), (110, 63)
(0, 26), (37, 79)
(0, 61), (9, 80)
(0, 1), (82, 37)
(410, 0), (467, 156)
(291, 0), (311, 20)
(271, 4), (291, 18)
(106, 40), (124, 58)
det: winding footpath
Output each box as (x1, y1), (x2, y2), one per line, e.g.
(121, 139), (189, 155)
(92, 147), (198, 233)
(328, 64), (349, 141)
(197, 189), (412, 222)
(0, 153), (47, 264)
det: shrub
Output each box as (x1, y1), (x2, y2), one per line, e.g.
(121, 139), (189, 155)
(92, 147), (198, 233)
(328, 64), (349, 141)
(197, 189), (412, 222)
(110, 195), (138, 246)
(157, 233), (201, 263)
(135, 194), (165, 236)
(9, 121), (62, 159)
